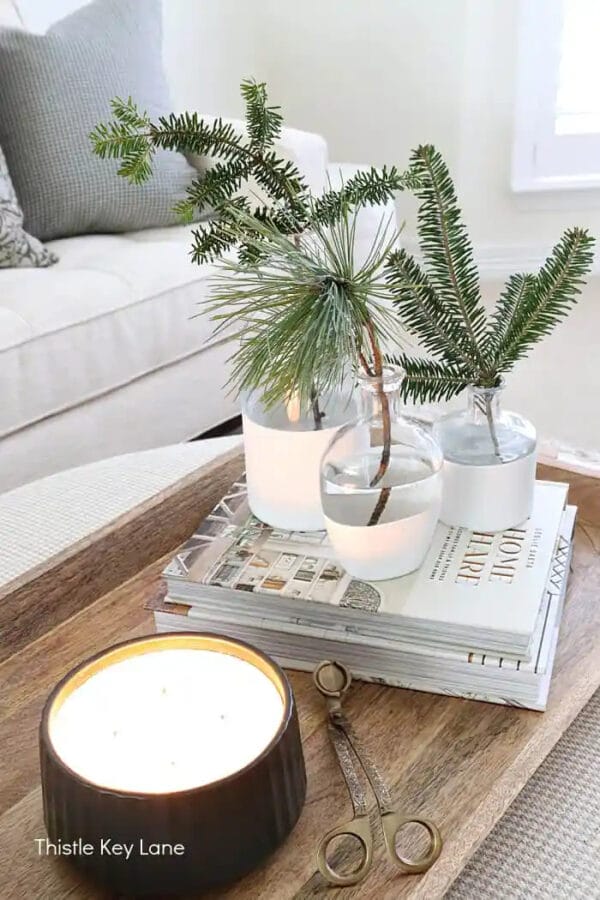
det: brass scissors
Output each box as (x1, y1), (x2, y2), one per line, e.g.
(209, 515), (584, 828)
(313, 660), (442, 887)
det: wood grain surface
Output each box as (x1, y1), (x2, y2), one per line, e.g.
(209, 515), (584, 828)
(0, 461), (599, 900)
(0, 446), (244, 663)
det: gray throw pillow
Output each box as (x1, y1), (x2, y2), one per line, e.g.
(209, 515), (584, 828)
(0, 146), (58, 268)
(0, 0), (198, 241)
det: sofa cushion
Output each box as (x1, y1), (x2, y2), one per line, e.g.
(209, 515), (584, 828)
(0, 145), (58, 268)
(0, 0), (198, 240)
(0, 225), (225, 439)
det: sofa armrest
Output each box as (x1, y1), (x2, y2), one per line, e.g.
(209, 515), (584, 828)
(186, 117), (329, 197)
(327, 163), (399, 266)
(276, 125), (329, 195)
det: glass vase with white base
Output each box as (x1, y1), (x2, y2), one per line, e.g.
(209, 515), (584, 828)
(432, 382), (537, 532)
(320, 367), (443, 581)
(242, 389), (356, 532)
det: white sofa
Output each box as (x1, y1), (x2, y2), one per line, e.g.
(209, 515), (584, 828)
(0, 0), (391, 491)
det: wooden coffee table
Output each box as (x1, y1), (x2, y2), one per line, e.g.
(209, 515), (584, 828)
(1, 445), (599, 899)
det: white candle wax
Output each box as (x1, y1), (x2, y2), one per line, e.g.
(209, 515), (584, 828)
(49, 649), (284, 794)
(439, 450), (536, 531)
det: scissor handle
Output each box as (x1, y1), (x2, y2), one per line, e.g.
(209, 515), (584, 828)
(381, 811), (443, 874)
(316, 814), (373, 887)
(313, 659), (352, 699)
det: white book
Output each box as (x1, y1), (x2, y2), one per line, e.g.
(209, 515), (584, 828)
(164, 478), (568, 658)
(163, 508), (573, 679)
(155, 507), (575, 710)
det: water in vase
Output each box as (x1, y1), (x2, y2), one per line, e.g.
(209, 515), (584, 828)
(321, 448), (442, 581)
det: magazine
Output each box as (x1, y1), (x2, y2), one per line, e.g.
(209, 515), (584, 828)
(155, 507), (574, 710)
(163, 476), (569, 658)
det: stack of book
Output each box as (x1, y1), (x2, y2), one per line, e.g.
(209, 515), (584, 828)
(150, 475), (575, 709)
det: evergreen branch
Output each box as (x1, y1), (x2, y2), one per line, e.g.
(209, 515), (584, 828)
(150, 113), (249, 160)
(189, 197), (253, 264)
(173, 160), (249, 222)
(251, 149), (307, 203)
(408, 144), (488, 369)
(91, 87), (417, 266)
(190, 220), (239, 264)
(385, 248), (476, 371)
(484, 272), (536, 356)
(91, 102), (301, 193)
(391, 355), (471, 403)
(90, 97), (155, 184)
(240, 78), (283, 149)
(91, 109), (249, 182)
(203, 207), (402, 410)
(495, 228), (595, 372)
(313, 166), (419, 226)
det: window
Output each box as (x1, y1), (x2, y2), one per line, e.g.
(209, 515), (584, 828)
(513, 0), (600, 191)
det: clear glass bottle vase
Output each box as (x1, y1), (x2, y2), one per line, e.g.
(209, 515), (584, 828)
(432, 382), (537, 531)
(320, 366), (443, 581)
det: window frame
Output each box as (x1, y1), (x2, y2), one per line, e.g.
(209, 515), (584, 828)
(512, 0), (600, 193)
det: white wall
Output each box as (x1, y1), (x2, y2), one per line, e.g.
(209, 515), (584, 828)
(162, 0), (267, 115)
(253, 0), (600, 246)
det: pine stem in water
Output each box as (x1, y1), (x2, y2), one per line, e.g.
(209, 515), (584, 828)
(311, 387), (325, 431)
(483, 394), (503, 462)
(364, 321), (391, 526)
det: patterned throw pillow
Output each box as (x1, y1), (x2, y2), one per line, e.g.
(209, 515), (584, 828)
(0, 147), (57, 268)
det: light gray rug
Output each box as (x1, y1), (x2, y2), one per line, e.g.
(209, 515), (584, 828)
(449, 688), (600, 899)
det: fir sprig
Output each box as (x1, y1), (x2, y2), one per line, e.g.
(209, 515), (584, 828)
(90, 79), (418, 264)
(91, 96), (154, 183)
(391, 356), (471, 404)
(407, 145), (488, 369)
(240, 78), (283, 149)
(490, 228), (594, 370)
(385, 247), (476, 372)
(313, 166), (422, 225)
(385, 145), (595, 404)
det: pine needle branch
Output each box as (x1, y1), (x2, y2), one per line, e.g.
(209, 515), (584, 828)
(389, 355), (471, 403)
(313, 166), (422, 225)
(408, 144), (489, 372)
(240, 78), (283, 149)
(389, 146), (593, 404)
(91, 83), (418, 264)
(90, 97), (155, 184)
(494, 228), (595, 373)
(483, 272), (536, 357)
(385, 248), (476, 371)
(203, 206), (402, 410)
